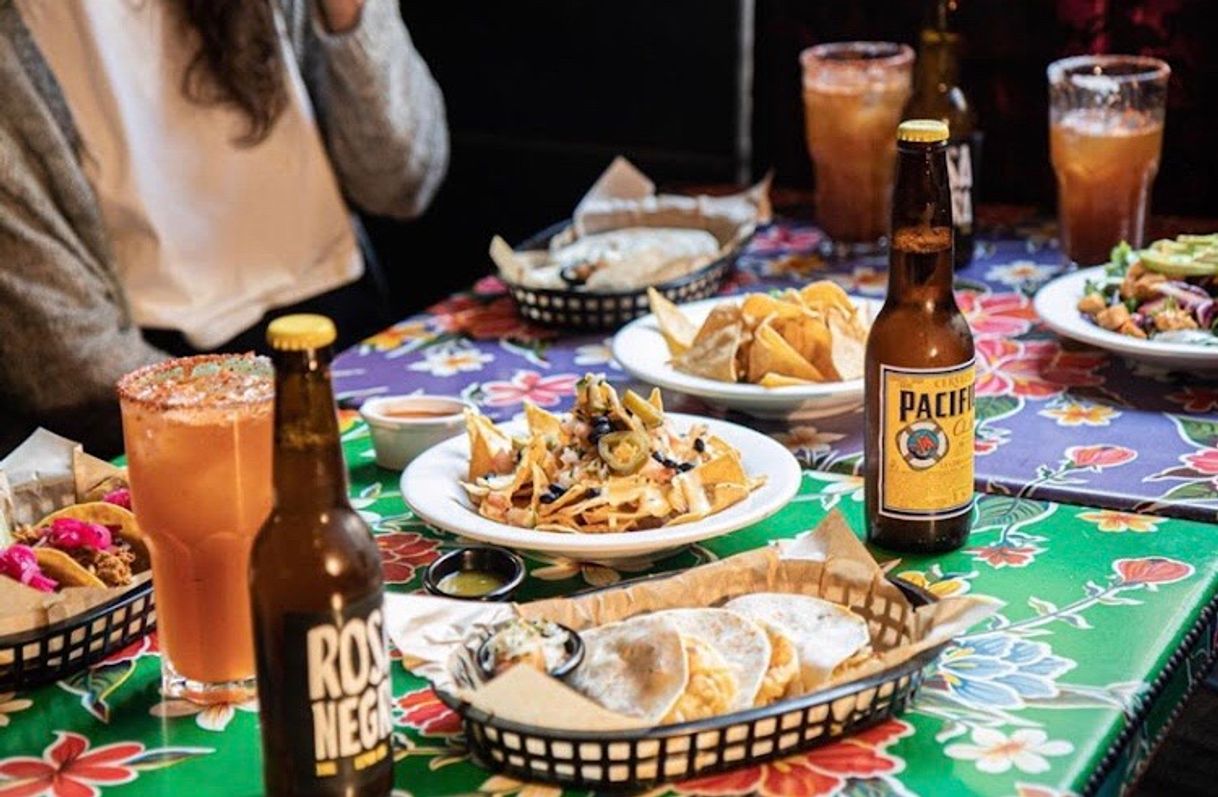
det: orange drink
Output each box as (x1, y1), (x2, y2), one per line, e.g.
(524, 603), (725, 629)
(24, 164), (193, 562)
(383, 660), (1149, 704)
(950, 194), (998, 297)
(118, 354), (273, 703)
(801, 42), (913, 252)
(1048, 55), (1169, 265)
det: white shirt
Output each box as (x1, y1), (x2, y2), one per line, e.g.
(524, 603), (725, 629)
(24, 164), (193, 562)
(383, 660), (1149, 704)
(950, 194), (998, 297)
(18, 0), (363, 348)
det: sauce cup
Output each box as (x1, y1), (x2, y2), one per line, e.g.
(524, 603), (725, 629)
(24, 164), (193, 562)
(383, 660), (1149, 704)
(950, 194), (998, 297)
(359, 394), (472, 470)
(423, 545), (526, 602)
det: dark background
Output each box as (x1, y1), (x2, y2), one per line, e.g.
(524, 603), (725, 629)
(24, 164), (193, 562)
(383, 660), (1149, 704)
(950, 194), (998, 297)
(367, 0), (1218, 319)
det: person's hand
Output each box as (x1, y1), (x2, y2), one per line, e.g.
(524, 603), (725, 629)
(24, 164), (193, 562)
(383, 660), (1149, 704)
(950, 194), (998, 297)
(317, 0), (365, 33)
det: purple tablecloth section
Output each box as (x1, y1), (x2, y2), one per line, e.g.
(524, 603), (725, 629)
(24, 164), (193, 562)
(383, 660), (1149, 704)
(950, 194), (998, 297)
(333, 219), (1218, 523)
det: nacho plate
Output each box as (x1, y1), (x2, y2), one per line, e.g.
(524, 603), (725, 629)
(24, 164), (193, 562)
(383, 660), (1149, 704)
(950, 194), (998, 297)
(402, 413), (801, 562)
(613, 294), (882, 420)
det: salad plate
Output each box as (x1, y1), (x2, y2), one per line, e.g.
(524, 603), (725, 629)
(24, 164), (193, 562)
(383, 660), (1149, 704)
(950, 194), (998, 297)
(1035, 265), (1218, 372)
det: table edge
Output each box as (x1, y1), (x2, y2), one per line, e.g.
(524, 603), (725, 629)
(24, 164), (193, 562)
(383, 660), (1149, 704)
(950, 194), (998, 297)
(1083, 588), (1218, 796)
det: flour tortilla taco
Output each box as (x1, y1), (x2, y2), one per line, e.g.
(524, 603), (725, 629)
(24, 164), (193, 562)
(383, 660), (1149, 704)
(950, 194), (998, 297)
(653, 608), (771, 711)
(723, 593), (871, 693)
(566, 615), (689, 724)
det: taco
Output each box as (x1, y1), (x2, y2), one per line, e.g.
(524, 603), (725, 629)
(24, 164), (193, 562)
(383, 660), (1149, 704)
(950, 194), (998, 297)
(12, 502), (148, 589)
(654, 608), (770, 711)
(662, 635), (738, 724)
(567, 615), (689, 725)
(723, 593), (871, 693)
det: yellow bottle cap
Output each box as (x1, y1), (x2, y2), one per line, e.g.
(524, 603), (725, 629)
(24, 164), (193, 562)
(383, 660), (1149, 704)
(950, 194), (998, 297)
(266, 314), (337, 351)
(898, 119), (950, 143)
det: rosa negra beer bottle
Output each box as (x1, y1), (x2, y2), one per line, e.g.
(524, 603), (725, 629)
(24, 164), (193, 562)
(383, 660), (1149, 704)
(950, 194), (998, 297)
(905, 0), (979, 269)
(251, 314), (393, 796)
(864, 120), (975, 553)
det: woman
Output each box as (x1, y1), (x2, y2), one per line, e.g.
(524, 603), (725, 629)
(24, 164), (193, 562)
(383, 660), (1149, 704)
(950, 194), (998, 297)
(0, 0), (448, 454)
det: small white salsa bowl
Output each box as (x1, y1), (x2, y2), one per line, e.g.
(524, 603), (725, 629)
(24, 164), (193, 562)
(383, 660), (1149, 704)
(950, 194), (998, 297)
(359, 395), (472, 471)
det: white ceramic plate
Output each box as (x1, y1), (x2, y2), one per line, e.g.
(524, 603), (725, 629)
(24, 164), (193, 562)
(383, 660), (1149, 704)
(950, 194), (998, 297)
(611, 296), (881, 420)
(401, 413), (801, 562)
(1034, 266), (1218, 372)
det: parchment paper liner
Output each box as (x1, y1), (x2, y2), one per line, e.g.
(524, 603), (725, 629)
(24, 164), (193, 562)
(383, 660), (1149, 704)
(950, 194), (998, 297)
(0, 429), (150, 640)
(386, 511), (1000, 731)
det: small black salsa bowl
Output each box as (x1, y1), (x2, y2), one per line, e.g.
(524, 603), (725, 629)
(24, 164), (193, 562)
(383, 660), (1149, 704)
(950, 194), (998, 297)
(423, 546), (526, 602)
(476, 621), (585, 682)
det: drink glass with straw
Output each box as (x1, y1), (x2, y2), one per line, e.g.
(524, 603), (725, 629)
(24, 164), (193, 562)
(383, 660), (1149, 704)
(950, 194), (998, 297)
(118, 354), (273, 704)
(800, 42), (914, 257)
(1048, 55), (1169, 266)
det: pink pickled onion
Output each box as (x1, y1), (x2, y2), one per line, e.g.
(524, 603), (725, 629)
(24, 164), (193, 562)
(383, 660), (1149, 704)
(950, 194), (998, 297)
(45, 517), (112, 550)
(101, 487), (132, 510)
(0, 545), (57, 592)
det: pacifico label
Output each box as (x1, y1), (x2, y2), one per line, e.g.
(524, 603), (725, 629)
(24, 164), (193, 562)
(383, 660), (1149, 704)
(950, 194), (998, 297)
(879, 360), (975, 520)
(285, 591), (392, 790)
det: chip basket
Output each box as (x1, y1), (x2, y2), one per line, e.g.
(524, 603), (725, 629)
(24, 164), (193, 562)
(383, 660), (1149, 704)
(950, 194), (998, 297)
(436, 576), (945, 791)
(503, 221), (749, 332)
(0, 580), (155, 691)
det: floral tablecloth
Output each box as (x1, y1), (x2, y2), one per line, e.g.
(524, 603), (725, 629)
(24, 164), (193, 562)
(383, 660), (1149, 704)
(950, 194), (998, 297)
(2, 422), (1217, 797)
(332, 220), (1218, 524)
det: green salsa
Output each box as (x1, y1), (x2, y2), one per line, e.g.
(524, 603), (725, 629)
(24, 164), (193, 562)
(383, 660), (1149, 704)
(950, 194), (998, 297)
(437, 569), (505, 597)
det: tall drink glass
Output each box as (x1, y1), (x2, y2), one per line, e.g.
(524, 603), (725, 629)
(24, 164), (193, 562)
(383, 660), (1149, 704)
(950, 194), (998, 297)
(1048, 55), (1169, 265)
(801, 42), (914, 255)
(118, 354), (273, 704)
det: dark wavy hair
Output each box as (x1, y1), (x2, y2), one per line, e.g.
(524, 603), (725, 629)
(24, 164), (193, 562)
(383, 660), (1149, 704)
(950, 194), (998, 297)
(175, 0), (287, 146)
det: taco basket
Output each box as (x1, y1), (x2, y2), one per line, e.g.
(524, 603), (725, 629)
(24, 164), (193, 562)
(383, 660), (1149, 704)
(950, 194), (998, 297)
(387, 513), (1000, 790)
(0, 430), (156, 691)
(440, 576), (939, 790)
(494, 159), (767, 331)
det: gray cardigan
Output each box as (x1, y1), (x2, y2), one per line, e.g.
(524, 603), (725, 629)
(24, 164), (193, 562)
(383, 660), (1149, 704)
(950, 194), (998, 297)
(0, 0), (448, 441)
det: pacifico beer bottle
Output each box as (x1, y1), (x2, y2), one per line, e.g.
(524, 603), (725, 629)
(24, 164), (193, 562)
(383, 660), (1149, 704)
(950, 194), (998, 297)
(905, 0), (979, 269)
(864, 120), (975, 552)
(251, 314), (393, 796)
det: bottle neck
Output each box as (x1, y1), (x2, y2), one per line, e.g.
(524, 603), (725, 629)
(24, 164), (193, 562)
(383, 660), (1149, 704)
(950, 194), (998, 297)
(889, 140), (955, 302)
(915, 29), (961, 87)
(271, 346), (349, 508)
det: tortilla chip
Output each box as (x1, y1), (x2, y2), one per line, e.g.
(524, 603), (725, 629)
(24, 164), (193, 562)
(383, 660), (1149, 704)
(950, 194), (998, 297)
(740, 293), (805, 324)
(524, 401), (564, 446)
(693, 452), (748, 485)
(673, 322), (744, 382)
(693, 304), (743, 344)
(747, 322), (825, 383)
(758, 372), (814, 387)
(771, 314), (837, 381)
(647, 288), (698, 357)
(465, 409), (514, 481)
(826, 310), (866, 380)
(799, 281), (854, 313)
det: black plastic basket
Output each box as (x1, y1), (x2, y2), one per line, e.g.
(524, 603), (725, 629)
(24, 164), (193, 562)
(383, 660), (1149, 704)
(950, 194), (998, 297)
(503, 221), (748, 331)
(0, 581), (155, 691)
(437, 577), (944, 790)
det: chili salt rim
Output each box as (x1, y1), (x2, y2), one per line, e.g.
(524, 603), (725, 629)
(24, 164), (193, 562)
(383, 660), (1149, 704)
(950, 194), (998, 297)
(1047, 54), (1171, 86)
(116, 353), (273, 411)
(800, 41), (914, 70)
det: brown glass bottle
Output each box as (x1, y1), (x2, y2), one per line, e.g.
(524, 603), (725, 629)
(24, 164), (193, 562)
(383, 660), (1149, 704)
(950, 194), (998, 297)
(251, 314), (393, 797)
(864, 121), (975, 553)
(905, 0), (979, 269)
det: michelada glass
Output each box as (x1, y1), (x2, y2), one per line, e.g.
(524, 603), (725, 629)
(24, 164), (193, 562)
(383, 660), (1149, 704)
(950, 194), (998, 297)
(118, 354), (273, 704)
(800, 42), (914, 254)
(1048, 55), (1169, 265)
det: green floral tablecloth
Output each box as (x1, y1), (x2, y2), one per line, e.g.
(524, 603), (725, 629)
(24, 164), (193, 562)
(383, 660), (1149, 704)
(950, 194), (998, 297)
(2, 420), (1216, 797)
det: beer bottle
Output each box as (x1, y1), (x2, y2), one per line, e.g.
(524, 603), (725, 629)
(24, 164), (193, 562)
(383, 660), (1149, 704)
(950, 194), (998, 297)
(864, 120), (975, 553)
(905, 0), (979, 269)
(251, 314), (393, 797)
